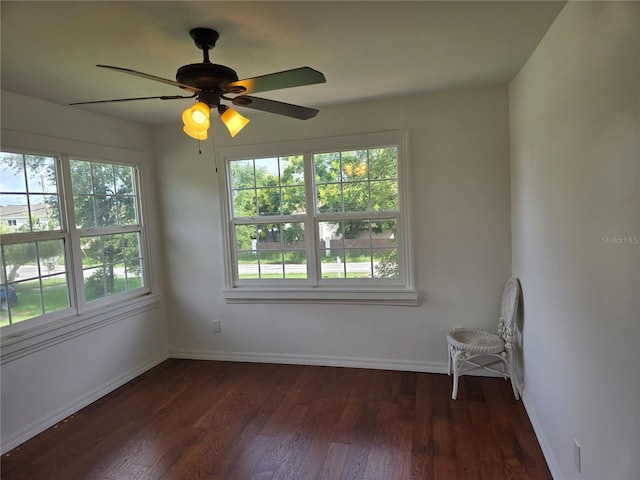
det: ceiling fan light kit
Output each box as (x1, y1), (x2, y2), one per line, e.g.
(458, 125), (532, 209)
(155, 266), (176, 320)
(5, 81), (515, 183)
(70, 27), (326, 140)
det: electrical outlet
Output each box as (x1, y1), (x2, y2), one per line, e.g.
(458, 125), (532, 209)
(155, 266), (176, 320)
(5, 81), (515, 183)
(212, 319), (221, 333)
(573, 438), (581, 473)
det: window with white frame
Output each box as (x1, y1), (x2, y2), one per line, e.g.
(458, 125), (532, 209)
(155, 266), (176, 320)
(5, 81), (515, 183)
(0, 151), (149, 329)
(220, 131), (417, 305)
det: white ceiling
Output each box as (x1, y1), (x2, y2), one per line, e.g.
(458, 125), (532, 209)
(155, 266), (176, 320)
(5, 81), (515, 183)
(1, 1), (565, 126)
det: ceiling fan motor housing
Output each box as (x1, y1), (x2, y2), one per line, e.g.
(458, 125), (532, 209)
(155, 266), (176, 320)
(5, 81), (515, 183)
(176, 63), (239, 91)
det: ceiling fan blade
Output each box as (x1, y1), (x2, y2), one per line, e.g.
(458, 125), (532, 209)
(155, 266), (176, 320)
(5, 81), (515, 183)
(232, 96), (319, 120)
(97, 65), (201, 93)
(223, 67), (326, 95)
(70, 94), (196, 105)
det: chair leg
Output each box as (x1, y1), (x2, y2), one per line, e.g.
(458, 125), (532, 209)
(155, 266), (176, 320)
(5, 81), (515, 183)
(451, 351), (461, 400)
(447, 345), (452, 376)
(508, 362), (520, 400)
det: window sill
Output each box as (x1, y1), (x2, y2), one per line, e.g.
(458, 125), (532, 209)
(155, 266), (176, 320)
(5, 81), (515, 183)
(223, 287), (419, 306)
(1, 293), (162, 364)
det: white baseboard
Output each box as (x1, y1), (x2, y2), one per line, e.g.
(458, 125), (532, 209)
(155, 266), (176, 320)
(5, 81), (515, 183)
(521, 387), (562, 480)
(169, 348), (449, 374)
(0, 352), (169, 454)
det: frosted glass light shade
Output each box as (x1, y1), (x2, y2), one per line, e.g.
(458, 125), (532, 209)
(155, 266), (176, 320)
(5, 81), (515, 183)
(182, 102), (210, 132)
(183, 125), (208, 140)
(220, 106), (250, 137)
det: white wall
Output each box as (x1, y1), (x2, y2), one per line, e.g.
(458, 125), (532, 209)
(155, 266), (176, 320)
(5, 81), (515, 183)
(154, 86), (513, 371)
(0, 92), (169, 452)
(509, 3), (639, 479)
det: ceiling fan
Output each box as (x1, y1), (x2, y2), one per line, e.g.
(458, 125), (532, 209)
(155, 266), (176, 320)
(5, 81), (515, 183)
(71, 27), (326, 138)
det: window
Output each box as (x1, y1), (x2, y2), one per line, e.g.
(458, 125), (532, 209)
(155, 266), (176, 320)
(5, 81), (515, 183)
(0, 152), (149, 329)
(230, 155), (308, 281)
(70, 160), (145, 303)
(220, 131), (417, 305)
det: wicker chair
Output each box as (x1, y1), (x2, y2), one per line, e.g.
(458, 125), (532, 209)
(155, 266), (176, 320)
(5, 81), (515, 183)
(447, 278), (521, 400)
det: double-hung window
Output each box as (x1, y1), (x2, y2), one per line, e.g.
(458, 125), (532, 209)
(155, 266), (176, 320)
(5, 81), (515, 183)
(220, 131), (417, 305)
(0, 151), (149, 331)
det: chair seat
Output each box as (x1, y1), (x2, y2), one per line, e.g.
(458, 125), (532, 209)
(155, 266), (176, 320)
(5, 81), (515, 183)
(447, 329), (505, 354)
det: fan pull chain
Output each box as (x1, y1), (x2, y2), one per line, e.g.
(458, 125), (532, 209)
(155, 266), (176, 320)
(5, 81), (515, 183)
(211, 129), (218, 173)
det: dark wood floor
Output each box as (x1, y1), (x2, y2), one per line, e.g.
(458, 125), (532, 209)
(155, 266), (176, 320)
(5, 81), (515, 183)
(1, 359), (551, 480)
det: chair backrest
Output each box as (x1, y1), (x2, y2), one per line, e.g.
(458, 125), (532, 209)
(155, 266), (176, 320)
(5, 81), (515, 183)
(497, 278), (521, 348)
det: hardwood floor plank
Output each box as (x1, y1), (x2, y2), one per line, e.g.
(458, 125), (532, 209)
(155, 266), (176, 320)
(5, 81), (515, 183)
(331, 369), (373, 446)
(388, 393), (415, 480)
(387, 394), (414, 480)
(259, 365), (310, 436)
(1, 360), (552, 480)
(224, 434), (275, 480)
(249, 404), (309, 480)
(173, 365), (284, 479)
(316, 442), (350, 480)
(293, 398), (347, 480)
(452, 405), (481, 479)
(362, 402), (397, 480)
(145, 363), (273, 480)
(86, 361), (254, 480)
(411, 374), (456, 480)
(338, 396), (382, 479)
(207, 365), (300, 478)
(411, 373), (435, 480)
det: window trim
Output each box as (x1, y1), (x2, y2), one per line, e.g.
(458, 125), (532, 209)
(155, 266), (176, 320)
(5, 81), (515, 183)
(0, 149), (152, 335)
(218, 130), (418, 305)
